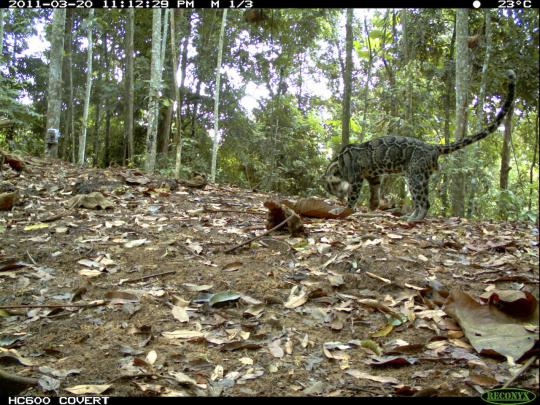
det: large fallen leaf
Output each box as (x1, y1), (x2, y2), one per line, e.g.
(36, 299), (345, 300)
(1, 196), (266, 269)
(64, 384), (111, 395)
(209, 291), (241, 307)
(124, 239), (148, 248)
(444, 289), (537, 360)
(172, 306), (189, 323)
(162, 330), (205, 340)
(345, 369), (400, 385)
(480, 290), (538, 318)
(284, 285), (308, 309)
(104, 291), (139, 305)
(282, 197), (353, 219)
(24, 223), (49, 231)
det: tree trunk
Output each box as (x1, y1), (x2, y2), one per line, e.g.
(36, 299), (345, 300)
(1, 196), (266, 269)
(191, 79), (202, 141)
(92, 91), (101, 166)
(210, 9), (228, 183)
(0, 9), (4, 57)
(341, 8), (353, 148)
(158, 10), (170, 160)
(440, 19), (456, 216)
(124, 8), (135, 163)
(62, 9), (74, 162)
(400, 9), (413, 132)
(498, 102), (514, 220)
(529, 107), (539, 211)
(101, 32), (111, 167)
(78, 9), (94, 166)
(360, 16), (373, 142)
(145, 9), (163, 174)
(160, 106), (174, 155)
(450, 9), (470, 218)
(467, 9), (492, 217)
(175, 11), (191, 178)
(44, 10), (66, 159)
(499, 103), (514, 190)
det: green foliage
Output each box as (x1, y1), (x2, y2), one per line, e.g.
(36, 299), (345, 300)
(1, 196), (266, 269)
(2, 8), (538, 223)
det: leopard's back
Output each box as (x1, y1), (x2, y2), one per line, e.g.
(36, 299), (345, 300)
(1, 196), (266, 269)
(339, 135), (440, 178)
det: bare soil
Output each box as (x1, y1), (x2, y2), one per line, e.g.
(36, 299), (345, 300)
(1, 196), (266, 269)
(0, 156), (538, 397)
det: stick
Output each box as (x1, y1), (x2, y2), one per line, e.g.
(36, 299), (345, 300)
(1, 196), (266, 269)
(204, 207), (265, 215)
(224, 214), (296, 254)
(502, 355), (537, 388)
(39, 213), (66, 223)
(0, 301), (106, 310)
(0, 368), (39, 387)
(119, 270), (176, 285)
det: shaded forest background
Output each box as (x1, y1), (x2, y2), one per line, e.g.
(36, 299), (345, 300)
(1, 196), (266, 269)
(0, 8), (538, 222)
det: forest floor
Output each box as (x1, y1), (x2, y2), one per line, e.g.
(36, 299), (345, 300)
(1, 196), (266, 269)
(0, 154), (539, 397)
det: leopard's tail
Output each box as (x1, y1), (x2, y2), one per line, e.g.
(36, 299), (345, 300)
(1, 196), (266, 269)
(438, 69), (516, 155)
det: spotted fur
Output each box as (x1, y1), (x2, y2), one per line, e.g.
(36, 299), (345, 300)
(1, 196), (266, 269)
(324, 70), (516, 221)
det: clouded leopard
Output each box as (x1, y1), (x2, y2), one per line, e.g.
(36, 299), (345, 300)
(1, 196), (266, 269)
(324, 69), (516, 221)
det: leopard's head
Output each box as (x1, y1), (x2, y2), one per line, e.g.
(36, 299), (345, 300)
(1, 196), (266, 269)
(323, 160), (350, 202)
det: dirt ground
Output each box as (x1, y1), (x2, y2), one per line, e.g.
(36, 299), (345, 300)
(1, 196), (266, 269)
(0, 156), (538, 397)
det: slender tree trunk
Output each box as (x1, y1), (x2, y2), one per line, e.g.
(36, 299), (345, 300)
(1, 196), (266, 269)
(62, 9), (74, 162)
(78, 9), (94, 166)
(191, 79), (202, 140)
(157, 9), (170, 161)
(499, 104), (514, 190)
(92, 92), (101, 166)
(360, 16), (373, 142)
(0, 9), (4, 57)
(124, 8), (135, 163)
(451, 9), (470, 218)
(400, 9), (413, 132)
(529, 108), (539, 211)
(210, 9), (228, 183)
(341, 8), (353, 148)
(443, 20), (456, 146)
(103, 33), (111, 167)
(145, 9), (163, 174)
(44, 10), (66, 159)
(440, 19), (456, 216)
(176, 11), (191, 178)
(468, 9), (492, 217)
(498, 102), (514, 219)
(475, 11), (492, 132)
(160, 106), (174, 155)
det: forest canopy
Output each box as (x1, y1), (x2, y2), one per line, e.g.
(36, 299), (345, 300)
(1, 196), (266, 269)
(0, 8), (538, 222)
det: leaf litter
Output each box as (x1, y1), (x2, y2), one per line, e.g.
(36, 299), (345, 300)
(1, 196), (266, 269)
(0, 156), (538, 396)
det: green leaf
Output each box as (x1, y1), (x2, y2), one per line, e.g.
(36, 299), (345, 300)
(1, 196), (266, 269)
(208, 291), (241, 307)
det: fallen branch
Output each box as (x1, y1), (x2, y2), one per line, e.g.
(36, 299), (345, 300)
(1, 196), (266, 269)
(0, 367), (39, 387)
(0, 301), (106, 310)
(502, 355), (537, 388)
(204, 207), (265, 215)
(39, 213), (67, 223)
(119, 270), (176, 285)
(224, 213), (296, 254)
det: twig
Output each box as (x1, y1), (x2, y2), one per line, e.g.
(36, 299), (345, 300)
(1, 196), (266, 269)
(502, 355), (537, 388)
(39, 213), (66, 223)
(119, 270), (176, 285)
(224, 214), (296, 254)
(0, 301), (106, 310)
(204, 207), (265, 215)
(26, 251), (37, 266)
(0, 367), (39, 387)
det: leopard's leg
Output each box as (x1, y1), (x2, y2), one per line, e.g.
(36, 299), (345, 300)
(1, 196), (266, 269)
(367, 176), (381, 211)
(347, 178), (364, 209)
(406, 172), (430, 221)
